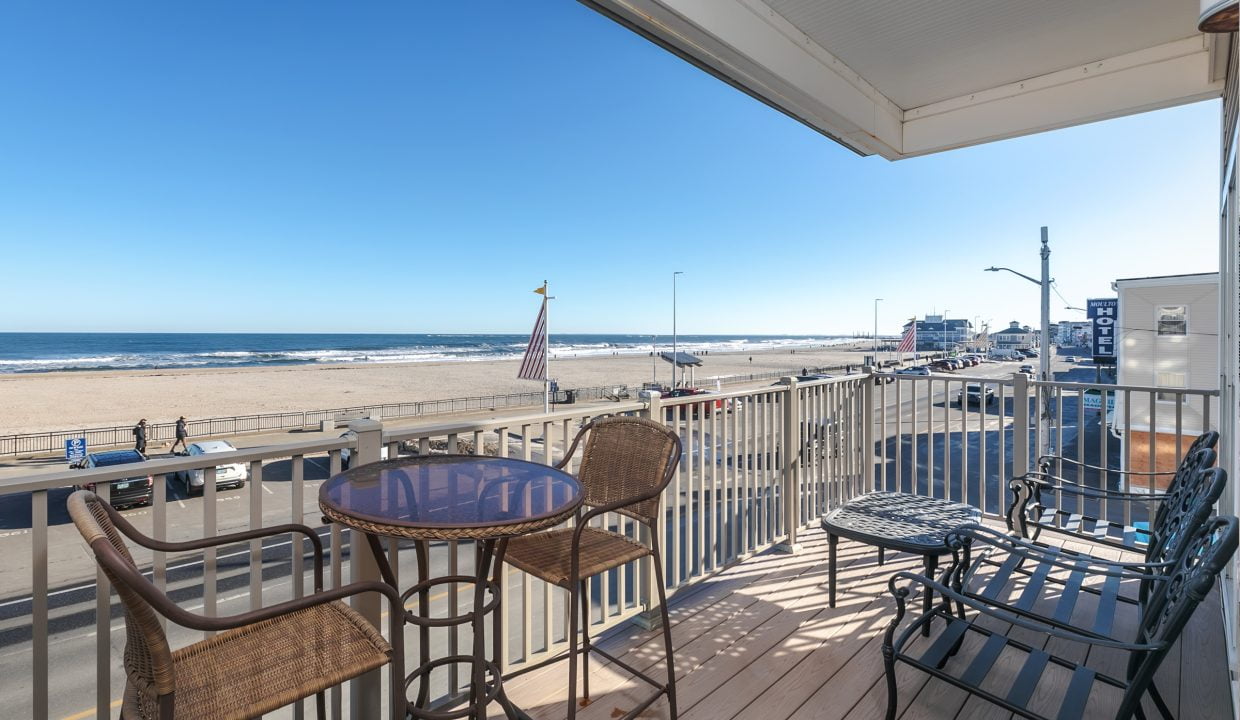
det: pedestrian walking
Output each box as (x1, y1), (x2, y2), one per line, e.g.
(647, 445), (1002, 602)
(133, 419), (147, 455)
(171, 416), (189, 453)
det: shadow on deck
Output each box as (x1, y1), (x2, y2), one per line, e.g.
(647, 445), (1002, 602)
(492, 525), (1232, 720)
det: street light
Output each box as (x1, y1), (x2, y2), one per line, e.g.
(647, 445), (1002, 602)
(985, 227), (1053, 453)
(673, 271), (683, 388)
(873, 298), (883, 359)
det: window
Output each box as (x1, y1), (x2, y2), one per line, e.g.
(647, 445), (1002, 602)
(1155, 371), (1187, 403)
(1156, 306), (1187, 335)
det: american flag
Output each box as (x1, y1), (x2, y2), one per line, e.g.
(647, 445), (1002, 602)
(896, 321), (916, 353)
(517, 295), (547, 380)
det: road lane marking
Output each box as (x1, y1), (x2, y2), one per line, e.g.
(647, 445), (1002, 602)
(60, 698), (122, 720)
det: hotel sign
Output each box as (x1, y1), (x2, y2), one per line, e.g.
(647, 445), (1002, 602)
(1086, 298), (1118, 360)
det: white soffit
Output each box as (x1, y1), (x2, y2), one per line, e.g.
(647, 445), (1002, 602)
(583, 0), (1227, 159)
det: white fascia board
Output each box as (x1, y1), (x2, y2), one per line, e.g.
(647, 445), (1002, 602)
(587, 0), (904, 158)
(1115, 273), (1220, 290)
(901, 36), (1224, 158)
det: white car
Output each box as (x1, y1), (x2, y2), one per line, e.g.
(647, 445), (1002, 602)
(176, 440), (248, 494)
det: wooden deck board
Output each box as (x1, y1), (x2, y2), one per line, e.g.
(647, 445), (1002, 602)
(492, 524), (1233, 720)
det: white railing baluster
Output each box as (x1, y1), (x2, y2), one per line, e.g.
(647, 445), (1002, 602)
(32, 489), (48, 720)
(202, 466), (217, 637)
(153, 473), (168, 631)
(95, 482), (111, 720)
(249, 459), (264, 611)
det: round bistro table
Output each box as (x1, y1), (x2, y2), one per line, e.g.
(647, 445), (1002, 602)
(820, 491), (980, 635)
(320, 455), (583, 720)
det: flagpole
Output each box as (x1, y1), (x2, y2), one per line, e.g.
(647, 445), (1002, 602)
(542, 280), (550, 414)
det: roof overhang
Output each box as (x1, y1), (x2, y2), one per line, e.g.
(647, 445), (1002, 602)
(582, 0), (1230, 160)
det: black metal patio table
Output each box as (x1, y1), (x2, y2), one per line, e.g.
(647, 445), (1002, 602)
(320, 455), (583, 720)
(821, 491), (980, 632)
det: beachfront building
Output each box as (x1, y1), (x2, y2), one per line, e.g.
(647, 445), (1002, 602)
(991, 321), (1036, 351)
(901, 315), (972, 351)
(1116, 272), (1220, 483)
(1056, 320), (1093, 347)
(10, 4), (1238, 720)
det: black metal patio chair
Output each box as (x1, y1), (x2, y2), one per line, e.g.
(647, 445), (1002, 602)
(881, 514), (1237, 720)
(955, 464), (1227, 644)
(1008, 433), (1217, 554)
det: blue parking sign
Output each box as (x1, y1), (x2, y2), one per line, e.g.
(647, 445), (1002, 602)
(65, 437), (87, 463)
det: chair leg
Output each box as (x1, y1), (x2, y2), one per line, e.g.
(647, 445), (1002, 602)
(316, 692), (326, 720)
(567, 578), (581, 720)
(580, 579), (591, 705)
(652, 551), (678, 719)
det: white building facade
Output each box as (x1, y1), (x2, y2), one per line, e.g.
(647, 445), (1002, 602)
(1116, 273), (1220, 482)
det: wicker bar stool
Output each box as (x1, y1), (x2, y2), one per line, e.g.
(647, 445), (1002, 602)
(68, 490), (406, 720)
(503, 416), (682, 720)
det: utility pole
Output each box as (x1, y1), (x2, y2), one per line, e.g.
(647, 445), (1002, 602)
(984, 227), (1054, 456)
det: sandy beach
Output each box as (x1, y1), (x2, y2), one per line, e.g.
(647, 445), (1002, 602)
(0, 343), (877, 435)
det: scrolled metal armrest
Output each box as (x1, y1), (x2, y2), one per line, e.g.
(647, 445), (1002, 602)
(1018, 472), (1165, 502)
(1038, 455), (1174, 477)
(885, 570), (1164, 652)
(955, 525), (1172, 576)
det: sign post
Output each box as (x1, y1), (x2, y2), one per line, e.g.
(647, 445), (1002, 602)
(65, 437), (87, 465)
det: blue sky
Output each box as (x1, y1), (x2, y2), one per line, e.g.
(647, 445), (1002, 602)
(0, 2), (1222, 337)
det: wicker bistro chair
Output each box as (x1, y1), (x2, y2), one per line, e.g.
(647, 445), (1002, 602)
(881, 514), (1239, 720)
(1008, 432), (1219, 554)
(502, 416), (682, 720)
(68, 490), (405, 720)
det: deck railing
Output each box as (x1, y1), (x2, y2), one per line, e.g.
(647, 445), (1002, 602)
(2, 369), (1216, 719)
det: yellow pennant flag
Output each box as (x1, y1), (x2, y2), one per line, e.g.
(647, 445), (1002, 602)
(533, 286), (546, 295)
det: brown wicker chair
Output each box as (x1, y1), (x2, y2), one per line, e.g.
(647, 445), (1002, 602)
(68, 490), (406, 720)
(503, 415), (681, 720)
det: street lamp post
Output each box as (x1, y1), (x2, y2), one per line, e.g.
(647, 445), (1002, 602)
(985, 227), (1054, 454)
(873, 298), (883, 361)
(673, 271), (683, 388)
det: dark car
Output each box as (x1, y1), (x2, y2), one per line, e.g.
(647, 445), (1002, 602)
(955, 383), (996, 405)
(74, 449), (154, 508)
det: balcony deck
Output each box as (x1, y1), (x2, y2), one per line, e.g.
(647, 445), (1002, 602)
(494, 525), (1232, 720)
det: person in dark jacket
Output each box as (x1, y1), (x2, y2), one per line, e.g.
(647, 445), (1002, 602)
(133, 419), (147, 454)
(171, 416), (188, 453)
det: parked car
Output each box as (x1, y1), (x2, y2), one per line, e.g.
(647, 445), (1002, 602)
(174, 440), (248, 495)
(1019, 364), (1035, 375)
(73, 449), (154, 508)
(873, 373), (895, 384)
(896, 366), (931, 376)
(1066, 355), (1077, 362)
(339, 430), (392, 469)
(955, 383), (996, 405)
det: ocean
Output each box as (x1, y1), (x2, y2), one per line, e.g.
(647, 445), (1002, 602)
(0, 333), (858, 374)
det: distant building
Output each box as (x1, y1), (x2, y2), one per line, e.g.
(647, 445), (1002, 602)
(1114, 272), (1218, 487)
(1056, 320), (1092, 347)
(902, 316), (973, 351)
(991, 321), (1035, 350)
